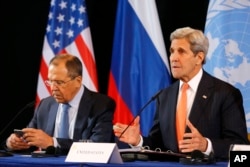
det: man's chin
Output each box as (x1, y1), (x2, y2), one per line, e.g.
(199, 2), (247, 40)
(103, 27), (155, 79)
(54, 98), (64, 103)
(172, 74), (180, 79)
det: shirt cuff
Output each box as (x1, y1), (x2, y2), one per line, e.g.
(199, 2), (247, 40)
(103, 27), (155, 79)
(53, 137), (59, 147)
(203, 138), (213, 155)
(129, 135), (143, 148)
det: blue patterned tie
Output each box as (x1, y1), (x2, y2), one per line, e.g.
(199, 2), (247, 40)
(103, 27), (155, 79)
(58, 103), (70, 138)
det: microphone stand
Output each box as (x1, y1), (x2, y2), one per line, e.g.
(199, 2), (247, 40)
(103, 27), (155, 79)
(119, 90), (162, 138)
(0, 101), (35, 137)
(0, 101), (35, 157)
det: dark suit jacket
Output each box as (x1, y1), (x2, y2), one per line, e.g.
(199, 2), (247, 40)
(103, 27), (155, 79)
(143, 70), (249, 160)
(28, 86), (115, 154)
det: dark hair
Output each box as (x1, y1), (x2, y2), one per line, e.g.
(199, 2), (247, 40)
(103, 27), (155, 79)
(49, 53), (82, 78)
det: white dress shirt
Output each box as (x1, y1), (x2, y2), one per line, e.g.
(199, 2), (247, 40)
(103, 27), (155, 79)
(53, 85), (84, 147)
(133, 69), (213, 155)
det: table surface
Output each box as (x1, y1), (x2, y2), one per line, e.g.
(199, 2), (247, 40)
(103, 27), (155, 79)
(0, 154), (228, 167)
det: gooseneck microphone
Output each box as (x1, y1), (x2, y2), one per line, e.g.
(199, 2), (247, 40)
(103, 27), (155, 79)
(31, 146), (61, 157)
(0, 101), (35, 138)
(118, 90), (163, 138)
(0, 101), (35, 157)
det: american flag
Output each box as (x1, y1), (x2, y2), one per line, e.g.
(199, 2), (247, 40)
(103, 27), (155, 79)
(36, 0), (98, 104)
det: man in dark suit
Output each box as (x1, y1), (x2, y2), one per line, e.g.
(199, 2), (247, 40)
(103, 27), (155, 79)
(6, 53), (115, 154)
(113, 27), (249, 160)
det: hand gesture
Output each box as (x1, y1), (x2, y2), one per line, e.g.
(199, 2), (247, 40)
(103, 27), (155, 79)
(178, 119), (208, 153)
(113, 116), (141, 146)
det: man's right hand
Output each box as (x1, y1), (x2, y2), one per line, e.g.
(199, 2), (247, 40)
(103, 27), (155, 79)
(113, 116), (141, 146)
(6, 133), (30, 150)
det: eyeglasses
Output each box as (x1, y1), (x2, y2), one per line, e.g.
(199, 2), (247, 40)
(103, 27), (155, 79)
(45, 77), (75, 87)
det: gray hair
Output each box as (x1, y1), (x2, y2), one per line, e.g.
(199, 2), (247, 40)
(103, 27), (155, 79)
(170, 27), (209, 64)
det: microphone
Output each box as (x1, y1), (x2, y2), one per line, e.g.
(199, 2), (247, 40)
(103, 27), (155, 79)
(118, 90), (163, 138)
(0, 101), (35, 137)
(31, 146), (61, 158)
(179, 150), (215, 165)
(0, 101), (35, 157)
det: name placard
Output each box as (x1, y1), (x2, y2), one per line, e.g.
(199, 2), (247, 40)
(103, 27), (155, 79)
(65, 142), (123, 164)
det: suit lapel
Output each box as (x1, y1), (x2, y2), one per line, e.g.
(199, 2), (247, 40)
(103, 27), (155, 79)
(73, 87), (92, 139)
(188, 71), (213, 127)
(161, 81), (179, 151)
(46, 103), (58, 135)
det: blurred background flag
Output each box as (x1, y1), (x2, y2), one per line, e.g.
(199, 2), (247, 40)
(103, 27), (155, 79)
(204, 0), (250, 132)
(108, 0), (172, 136)
(36, 0), (98, 104)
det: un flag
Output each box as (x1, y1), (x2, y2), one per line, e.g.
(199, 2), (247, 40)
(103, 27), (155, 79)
(204, 0), (250, 133)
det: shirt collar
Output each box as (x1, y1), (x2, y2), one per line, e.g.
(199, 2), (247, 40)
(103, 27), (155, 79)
(179, 69), (203, 92)
(67, 85), (84, 109)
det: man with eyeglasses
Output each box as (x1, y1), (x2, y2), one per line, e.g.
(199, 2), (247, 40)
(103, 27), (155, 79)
(5, 53), (116, 155)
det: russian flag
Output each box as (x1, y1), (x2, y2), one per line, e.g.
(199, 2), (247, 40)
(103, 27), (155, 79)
(108, 0), (172, 136)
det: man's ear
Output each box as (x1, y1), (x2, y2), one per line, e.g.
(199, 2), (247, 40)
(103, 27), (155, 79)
(196, 51), (205, 65)
(75, 76), (82, 86)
